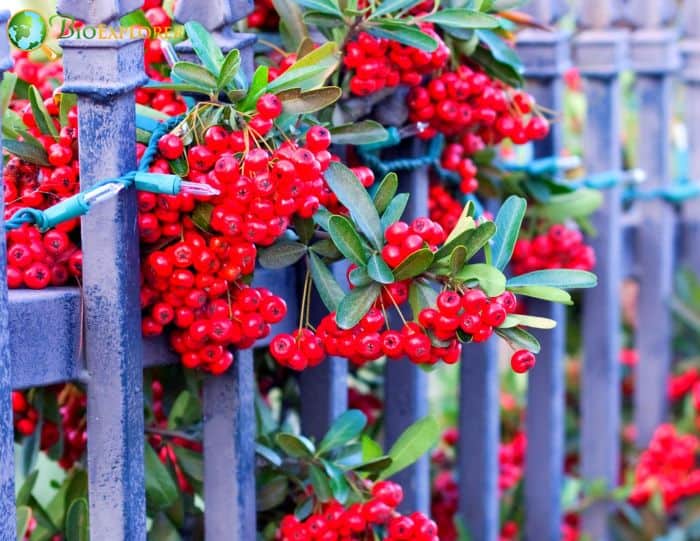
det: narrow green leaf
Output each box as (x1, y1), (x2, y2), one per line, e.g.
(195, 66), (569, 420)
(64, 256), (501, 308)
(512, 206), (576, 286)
(492, 195), (527, 270)
(450, 246), (467, 275)
(16, 471), (38, 507)
(434, 220), (495, 261)
(380, 193), (409, 228)
(328, 215), (368, 266)
(361, 435), (383, 462)
(502, 314), (557, 329)
(393, 248), (434, 281)
(507, 269), (598, 289)
(120, 8), (152, 28)
(65, 499), (89, 541)
(349, 265), (372, 287)
(310, 238), (342, 259)
(537, 189), (603, 222)
(272, 0), (309, 50)
(379, 416), (439, 480)
(255, 443), (283, 467)
(495, 327), (541, 354)
(476, 29), (523, 74)
(171, 446), (203, 483)
(372, 172), (398, 214)
(325, 162), (384, 250)
(257, 473), (289, 511)
(408, 280), (438, 319)
(295, 0), (343, 15)
(309, 252), (345, 312)
(278, 86), (342, 115)
(29, 85), (57, 137)
(443, 201), (475, 244)
(276, 433), (315, 457)
(267, 42), (340, 93)
(336, 283), (381, 329)
(508, 285), (573, 305)
(330, 120), (389, 145)
(471, 45), (524, 88)
(367, 253), (395, 284)
(303, 11), (345, 26)
(423, 8), (500, 28)
(184, 21), (225, 75)
(456, 263), (506, 297)
(354, 456), (393, 475)
(368, 21), (438, 52)
(149, 513), (183, 541)
(238, 65), (269, 111)
(370, 0), (424, 18)
(167, 390), (202, 430)
(3, 138), (49, 166)
(309, 464), (333, 501)
(0, 72), (17, 118)
(217, 49), (241, 90)
(259, 240), (308, 269)
(319, 410), (367, 454)
(16, 506), (31, 541)
(191, 203), (213, 232)
(171, 61), (218, 91)
(145, 443), (179, 511)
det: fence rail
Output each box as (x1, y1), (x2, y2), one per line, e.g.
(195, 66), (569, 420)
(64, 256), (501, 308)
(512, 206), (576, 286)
(1, 0), (699, 540)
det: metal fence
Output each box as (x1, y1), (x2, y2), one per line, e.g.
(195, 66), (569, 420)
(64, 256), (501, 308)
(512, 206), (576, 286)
(0, 0), (698, 540)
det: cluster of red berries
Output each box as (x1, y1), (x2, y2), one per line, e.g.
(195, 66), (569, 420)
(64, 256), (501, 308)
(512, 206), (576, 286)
(668, 367), (699, 402)
(628, 424), (700, 509)
(407, 67), (550, 143)
(440, 143), (478, 194)
(248, 0), (280, 29)
(267, 52), (297, 82)
(278, 482), (439, 541)
(511, 224), (595, 275)
(10, 51), (62, 98)
(344, 29), (449, 96)
(268, 328), (326, 371)
(380, 218), (446, 268)
(428, 184), (462, 233)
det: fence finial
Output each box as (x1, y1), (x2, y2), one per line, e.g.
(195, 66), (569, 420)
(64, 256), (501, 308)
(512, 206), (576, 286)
(57, 0), (143, 24)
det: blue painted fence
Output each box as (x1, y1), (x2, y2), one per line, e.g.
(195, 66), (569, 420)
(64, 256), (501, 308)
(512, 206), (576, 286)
(0, 0), (698, 539)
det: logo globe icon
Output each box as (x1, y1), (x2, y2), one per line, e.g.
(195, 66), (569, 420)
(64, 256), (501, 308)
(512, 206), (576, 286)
(7, 10), (48, 52)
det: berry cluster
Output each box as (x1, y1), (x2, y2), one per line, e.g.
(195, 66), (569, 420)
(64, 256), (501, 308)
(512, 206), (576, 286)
(344, 29), (449, 96)
(440, 143), (478, 194)
(10, 51), (62, 98)
(380, 218), (446, 268)
(628, 424), (700, 509)
(511, 225), (595, 275)
(428, 184), (462, 233)
(407, 67), (550, 144)
(247, 0), (280, 30)
(278, 482), (439, 541)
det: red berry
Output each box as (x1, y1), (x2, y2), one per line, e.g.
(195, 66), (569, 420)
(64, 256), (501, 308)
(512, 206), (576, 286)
(511, 349), (536, 373)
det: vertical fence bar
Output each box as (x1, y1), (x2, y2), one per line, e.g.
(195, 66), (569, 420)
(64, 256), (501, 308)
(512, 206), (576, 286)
(57, 1), (148, 536)
(628, 13), (679, 446)
(516, 6), (569, 539)
(0, 12), (15, 539)
(681, 3), (700, 272)
(457, 340), (499, 541)
(383, 138), (430, 513)
(575, 9), (627, 537)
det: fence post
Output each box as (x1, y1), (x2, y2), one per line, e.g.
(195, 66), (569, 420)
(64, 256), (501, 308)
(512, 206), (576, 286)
(383, 137), (430, 513)
(517, 3), (569, 539)
(628, 5), (679, 447)
(575, 4), (627, 537)
(681, 2), (700, 271)
(57, 1), (148, 537)
(0, 12), (16, 539)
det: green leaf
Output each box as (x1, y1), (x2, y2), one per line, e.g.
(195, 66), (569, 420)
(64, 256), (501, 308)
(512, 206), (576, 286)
(191, 203), (213, 232)
(149, 513), (183, 541)
(145, 443), (179, 511)
(16, 471), (38, 506)
(476, 29), (523, 74)
(29, 85), (58, 137)
(0, 72), (17, 118)
(171, 61), (218, 91)
(267, 42), (340, 93)
(372, 172), (398, 214)
(309, 465), (333, 502)
(537, 189), (603, 222)
(238, 65), (269, 111)
(217, 49), (241, 90)
(310, 238), (342, 259)
(330, 120), (389, 145)
(65, 499), (88, 541)
(443, 201), (475, 244)
(256, 443), (283, 467)
(276, 433), (315, 457)
(277, 87), (342, 115)
(470, 45), (524, 88)
(507, 269), (598, 289)
(349, 265), (372, 287)
(309, 252), (345, 312)
(184, 21), (225, 75)
(423, 8), (500, 28)
(353, 456), (393, 475)
(381, 194), (410, 228)
(303, 11), (345, 26)
(492, 195), (526, 270)
(120, 8), (152, 28)
(408, 280), (438, 318)
(171, 446), (203, 483)
(361, 435), (383, 461)
(379, 416), (439, 480)
(259, 240), (308, 269)
(167, 390), (202, 430)
(295, 0), (343, 16)
(368, 21), (439, 52)
(336, 283), (381, 329)
(325, 162), (384, 250)
(450, 246), (467, 275)
(319, 410), (367, 454)
(272, 0), (309, 51)
(329, 216), (370, 267)
(370, 0), (424, 18)
(393, 248), (434, 281)
(456, 263), (507, 297)
(16, 506), (31, 541)
(257, 472), (288, 511)
(495, 327), (541, 353)
(502, 314), (557, 329)
(435, 220), (495, 261)
(367, 254), (395, 284)
(507, 285), (573, 305)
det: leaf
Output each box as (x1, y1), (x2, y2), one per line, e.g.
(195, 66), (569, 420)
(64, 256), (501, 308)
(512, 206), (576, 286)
(379, 416), (439, 480)
(309, 252), (345, 312)
(303, 11), (345, 26)
(408, 280), (438, 318)
(16, 506), (31, 541)
(16, 471), (38, 507)
(372, 172), (398, 214)
(329, 120), (389, 145)
(295, 0), (343, 16)
(149, 513), (183, 541)
(367, 254), (395, 284)
(495, 327), (541, 354)
(259, 240), (308, 269)
(272, 0), (309, 50)
(276, 433), (315, 457)
(354, 456), (393, 475)
(502, 314), (557, 329)
(371, 0), (424, 18)
(537, 189), (603, 222)
(256, 443), (283, 467)
(450, 246), (467, 274)
(267, 42), (341, 93)
(167, 390), (202, 430)
(171, 61), (218, 91)
(309, 465), (333, 501)
(328, 215), (369, 267)
(336, 283), (381, 329)
(257, 473), (288, 511)
(456, 264), (506, 297)
(277, 87), (342, 114)
(392, 248), (434, 281)
(507, 269), (598, 289)
(492, 195), (526, 270)
(381, 194), (409, 228)
(435, 220), (495, 261)
(184, 21), (225, 75)
(238, 65), (269, 111)
(191, 203), (213, 232)
(423, 8), (500, 28)
(145, 443), (179, 511)
(476, 29), (523, 74)
(325, 162), (384, 250)
(444, 201), (475, 244)
(0, 72), (17, 117)
(349, 266), (372, 287)
(368, 21), (439, 52)
(171, 446), (203, 484)
(470, 45), (524, 88)
(310, 239), (342, 259)
(361, 435), (383, 461)
(29, 85), (58, 137)
(65, 499), (89, 541)
(217, 49), (241, 90)
(508, 285), (573, 305)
